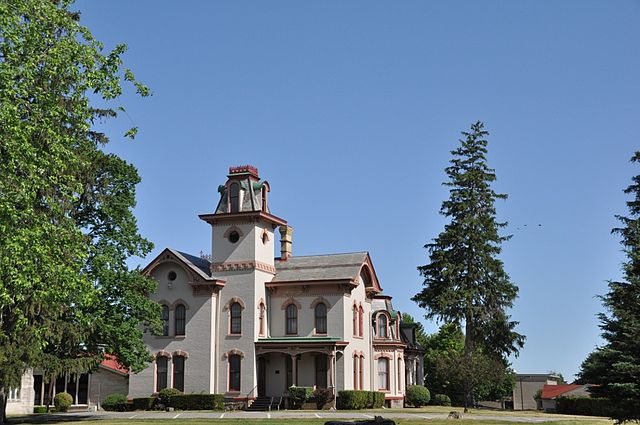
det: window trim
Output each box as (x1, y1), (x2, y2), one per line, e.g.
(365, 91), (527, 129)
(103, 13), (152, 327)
(174, 304), (186, 336)
(156, 356), (169, 392)
(228, 354), (241, 392)
(173, 356), (185, 392)
(285, 303), (298, 335)
(314, 303), (327, 335)
(378, 357), (390, 390)
(229, 302), (242, 335)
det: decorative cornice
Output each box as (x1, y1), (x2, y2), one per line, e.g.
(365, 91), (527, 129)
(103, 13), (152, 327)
(211, 260), (276, 274)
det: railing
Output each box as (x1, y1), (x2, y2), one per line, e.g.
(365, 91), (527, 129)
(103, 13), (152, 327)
(243, 384), (258, 410)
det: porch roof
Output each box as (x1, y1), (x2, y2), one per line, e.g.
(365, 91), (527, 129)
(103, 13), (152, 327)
(255, 337), (349, 353)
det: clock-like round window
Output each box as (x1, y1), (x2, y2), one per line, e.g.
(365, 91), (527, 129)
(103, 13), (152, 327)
(228, 231), (240, 243)
(168, 271), (177, 281)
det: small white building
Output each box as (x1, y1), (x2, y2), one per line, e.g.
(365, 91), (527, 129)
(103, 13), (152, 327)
(129, 165), (424, 408)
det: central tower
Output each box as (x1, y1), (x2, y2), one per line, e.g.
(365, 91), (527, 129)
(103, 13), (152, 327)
(199, 165), (287, 397)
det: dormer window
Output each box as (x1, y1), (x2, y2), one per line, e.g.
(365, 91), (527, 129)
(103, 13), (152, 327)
(377, 314), (388, 338)
(229, 182), (240, 212)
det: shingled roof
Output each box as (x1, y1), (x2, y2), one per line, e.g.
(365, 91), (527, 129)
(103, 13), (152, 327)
(273, 252), (368, 282)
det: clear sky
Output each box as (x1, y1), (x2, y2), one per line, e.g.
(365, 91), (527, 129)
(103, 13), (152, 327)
(76, 0), (639, 380)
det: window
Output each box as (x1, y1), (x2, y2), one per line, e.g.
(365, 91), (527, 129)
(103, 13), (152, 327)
(156, 357), (168, 391)
(353, 306), (358, 336)
(230, 302), (242, 334)
(397, 358), (402, 392)
(173, 356), (185, 392)
(258, 303), (266, 336)
(286, 304), (297, 335)
(286, 356), (293, 388)
(8, 387), (20, 401)
(229, 183), (240, 212)
(353, 356), (359, 390)
(378, 358), (389, 390)
(315, 303), (327, 334)
(229, 355), (241, 392)
(359, 355), (364, 390)
(358, 306), (364, 337)
(377, 314), (388, 338)
(161, 305), (170, 336)
(175, 304), (186, 336)
(315, 354), (328, 389)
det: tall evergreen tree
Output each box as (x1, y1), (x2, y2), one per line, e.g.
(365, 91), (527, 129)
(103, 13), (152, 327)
(0, 1), (159, 421)
(577, 152), (640, 423)
(413, 121), (524, 409)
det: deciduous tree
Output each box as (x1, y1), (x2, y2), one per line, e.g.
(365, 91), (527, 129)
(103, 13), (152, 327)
(0, 1), (159, 421)
(413, 121), (524, 409)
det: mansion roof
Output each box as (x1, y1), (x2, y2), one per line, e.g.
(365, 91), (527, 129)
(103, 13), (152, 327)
(273, 252), (368, 283)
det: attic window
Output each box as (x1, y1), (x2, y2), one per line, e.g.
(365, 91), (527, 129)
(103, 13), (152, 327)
(229, 231), (240, 243)
(167, 271), (177, 281)
(229, 183), (240, 212)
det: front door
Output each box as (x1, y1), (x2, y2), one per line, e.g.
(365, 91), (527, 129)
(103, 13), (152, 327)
(257, 357), (266, 397)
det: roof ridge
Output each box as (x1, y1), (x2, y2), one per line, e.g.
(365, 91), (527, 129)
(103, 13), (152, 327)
(279, 251), (368, 259)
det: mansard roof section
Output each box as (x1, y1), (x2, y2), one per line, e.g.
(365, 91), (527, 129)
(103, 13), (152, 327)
(142, 248), (226, 286)
(214, 165), (272, 214)
(270, 252), (382, 293)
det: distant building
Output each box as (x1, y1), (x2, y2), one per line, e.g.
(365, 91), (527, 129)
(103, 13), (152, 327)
(512, 373), (560, 410)
(541, 384), (591, 412)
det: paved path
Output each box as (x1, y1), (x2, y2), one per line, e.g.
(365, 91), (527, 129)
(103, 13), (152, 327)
(14, 410), (588, 423)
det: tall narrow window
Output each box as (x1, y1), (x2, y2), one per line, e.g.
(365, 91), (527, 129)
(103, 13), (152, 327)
(378, 358), (389, 390)
(161, 305), (170, 336)
(286, 356), (293, 388)
(315, 303), (327, 334)
(377, 314), (388, 338)
(175, 304), (186, 336)
(229, 183), (240, 212)
(286, 304), (297, 335)
(230, 302), (242, 334)
(173, 356), (185, 392)
(259, 303), (266, 336)
(353, 306), (358, 336)
(397, 358), (402, 392)
(229, 355), (241, 391)
(358, 306), (364, 337)
(353, 356), (359, 389)
(315, 354), (328, 389)
(359, 355), (365, 390)
(156, 357), (168, 391)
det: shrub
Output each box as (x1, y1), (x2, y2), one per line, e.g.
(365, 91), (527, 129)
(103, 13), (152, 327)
(33, 406), (48, 414)
(288, 386), (313, 409)
(132, 397), (157, 411)
(157, 387), (183, 407)
(432, 394), (451, 406)
(170, 394), (224, 410)
(313, 388), (334, 409)
(53, 392), (73, 412)
(406, 385), (431, 407)
(337, 390), (385, 410)
(102, 393), (129, 411)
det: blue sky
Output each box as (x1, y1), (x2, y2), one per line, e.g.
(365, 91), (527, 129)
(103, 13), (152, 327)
(77, 1), (639, 380)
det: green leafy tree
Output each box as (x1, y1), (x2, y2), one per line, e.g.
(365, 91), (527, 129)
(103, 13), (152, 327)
(0, 1), (159, 422)
(413, 121), (524, 409)
(577, 151), (640, 423)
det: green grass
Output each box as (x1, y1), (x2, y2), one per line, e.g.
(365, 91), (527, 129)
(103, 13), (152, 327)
(13, 419), (615, 425)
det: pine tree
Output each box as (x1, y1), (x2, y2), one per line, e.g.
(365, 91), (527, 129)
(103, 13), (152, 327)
(577, 152), (640, 423)
(413, 121), (524, 409)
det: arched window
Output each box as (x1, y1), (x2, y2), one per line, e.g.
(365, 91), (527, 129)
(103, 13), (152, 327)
(229, 183), (240, 213)
(353, 356), (359, 389)
(377, 314), (388, 338)
(175, 304), (186, 336)
(156, 356), (168, 391)
(358, 306), (364, 337)
(314, 303), (327, 334)
(258, 303), (266, 336)
(161, 305), (170, 336)
(353, 306), (358, 336)
(228, 355), (241, 392)
(359, 355), (365, 390)
(285, 304), (297, 335)
(378, 358), (389, 390)
(173, 356), (185, 392)
(230, 302), (242, 335)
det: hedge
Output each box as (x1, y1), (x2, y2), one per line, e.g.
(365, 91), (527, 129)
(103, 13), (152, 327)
(288, 386), (314, 409)
(132, 397), (157, 410)
(54, 392), (73, 412)
(337, 390), (385, 409)
(102, 393), (130, 411)
(169, 394), (224, 411)
(432, 394), (451, 406)
(555, 397), (640, 419)
(406, 385), (430, 407)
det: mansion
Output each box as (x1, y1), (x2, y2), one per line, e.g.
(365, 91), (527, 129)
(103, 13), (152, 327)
(7, 165), (424, 414)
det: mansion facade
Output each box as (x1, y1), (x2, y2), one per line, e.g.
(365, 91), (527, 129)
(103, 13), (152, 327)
(130, 165), (424, 408)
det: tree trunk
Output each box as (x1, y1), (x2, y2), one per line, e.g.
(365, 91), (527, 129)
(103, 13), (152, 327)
(0, 386), (7, 425)
(464, 315), (474, 412)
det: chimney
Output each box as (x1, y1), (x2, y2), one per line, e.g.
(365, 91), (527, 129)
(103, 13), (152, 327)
(279, 225), (293, 261)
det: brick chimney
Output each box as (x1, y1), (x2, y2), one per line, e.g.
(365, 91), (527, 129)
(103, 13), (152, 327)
(279, 225), (293, 261)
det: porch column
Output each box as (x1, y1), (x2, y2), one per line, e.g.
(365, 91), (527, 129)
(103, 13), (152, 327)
(328, 352), (335, 388)
(291, 354), (298, 386)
